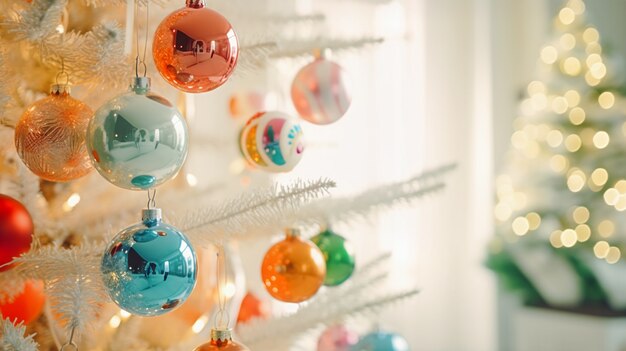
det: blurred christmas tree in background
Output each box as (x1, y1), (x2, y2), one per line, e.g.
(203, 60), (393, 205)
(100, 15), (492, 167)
(489, 0), (626, 312)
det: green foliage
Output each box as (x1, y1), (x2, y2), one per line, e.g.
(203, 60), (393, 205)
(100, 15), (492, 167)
(485, 249), (544, 305)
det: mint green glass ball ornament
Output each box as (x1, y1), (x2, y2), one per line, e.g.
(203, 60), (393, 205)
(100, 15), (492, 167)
(351, 331), (410, 351)
(311, 229), (355, 286)
(101, 208), (197, 316)
(86, 77), (188, 190)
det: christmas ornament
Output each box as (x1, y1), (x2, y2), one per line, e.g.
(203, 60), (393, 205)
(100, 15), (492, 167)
(237, 292), (270, 324)
(291, 51), (351, 125)
(0, 280), (45, 325)
(318, 324), (359, 351)
(229, 91), (266, 119)
(14, 84), (93, 182)
(240, 111), (304, 172)
(193, 328), (250, 351)
(351, 331), (410, 351)
(86, 77), (188, 190)
(311, 228), (355, 286)
(101, 207), (197, 316)
(0, 194), (33, 270)
(261, 229), (326, 303)
(153, 0), (238, 93)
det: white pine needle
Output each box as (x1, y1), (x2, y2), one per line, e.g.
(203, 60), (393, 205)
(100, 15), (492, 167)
(2, 0), (68, 42)
(1, 319), (39, 351)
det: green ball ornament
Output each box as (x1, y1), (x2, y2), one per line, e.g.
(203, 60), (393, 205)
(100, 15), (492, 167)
(311, 229), (355, 286)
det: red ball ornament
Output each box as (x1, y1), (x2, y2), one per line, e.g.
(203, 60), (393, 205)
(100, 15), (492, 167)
(193, 328), (251, 351)
(237, 292), (270, 324)
(153, 0), (239, 93)
(0, 194), (33, 270)
(0, 280), (45, 325)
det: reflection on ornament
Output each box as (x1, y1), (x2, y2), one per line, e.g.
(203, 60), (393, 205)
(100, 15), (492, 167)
(229, 91), (266, 119)
(237, 292), (270, 324)
(351, 330), (410, 351)
(318, 324), (359, 351)
(261, 229), (326, 303)
(101, 208), (197, 316)
(14, 84), (93, 181)
(311, 229), (355, 286)
(153, 0), (238, 93)
(240, 111), (304, 173)
(0, 280), (45, 325)
(193, 328), (251, 351)
(0, 194), (33, 270)
(291, 55), (351, 125)
(86, 77), (188, 190)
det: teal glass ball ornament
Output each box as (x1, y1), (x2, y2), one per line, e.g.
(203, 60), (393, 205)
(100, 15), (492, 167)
(351, 331), (410, 351)
(311, 229), (355, 286)
(101, 208), (197, 316)
(86, 77), (188, 190)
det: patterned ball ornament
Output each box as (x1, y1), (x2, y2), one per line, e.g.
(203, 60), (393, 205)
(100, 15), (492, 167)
(86, 77), (188, 190)
(317, 324), (359, 351)
(193, 328), (251, 351)
(291, 52), (351, 125)
(153, 0), (238, 93)
(240, 111), (304, 172)
(0, 194), (33, 271)
(311, 229), (355, 286)
(0, 280), (45, 325)
(351, 331), (410, 351)
(14, 84), (93, 181)
(101, 208), (197, 316)
(261, 229), (326, 303)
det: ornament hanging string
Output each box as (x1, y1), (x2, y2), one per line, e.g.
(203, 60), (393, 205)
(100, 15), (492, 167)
(214, 246), (230, 329)
(134, 0), (149, 77)
(147, 188), (157, 209)
(55, 58), (70, 87)
(60, 326), (77, 351)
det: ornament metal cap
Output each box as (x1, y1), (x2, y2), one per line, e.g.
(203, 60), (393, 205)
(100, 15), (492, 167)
(142, 208), (162, 222)
(186, 0), (205, 8)
(131, 77), (151, 95)
(210, 328), (232, 342)
(285, 228), (301, 238)
(50, 84), (70, 95)
(313, 48), (331, 60)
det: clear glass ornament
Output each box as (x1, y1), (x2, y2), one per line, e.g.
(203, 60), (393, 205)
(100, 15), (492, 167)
(351, 330), (410, 351)
(14, 84), (93, 181)
(86, 77), (188, 190)
(240, 111), (304, 173)
(101, 208), (197, 316)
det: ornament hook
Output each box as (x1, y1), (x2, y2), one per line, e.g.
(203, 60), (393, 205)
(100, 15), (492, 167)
(55, 58), (70, 87)
(134, 0), (150, 78)
(213, 247), (231, 329)
(60, 326), (78, 351)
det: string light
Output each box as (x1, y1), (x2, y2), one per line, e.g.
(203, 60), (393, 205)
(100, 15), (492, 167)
(592, 131), (610, 149)
(559, 33), (576, 50)
(590, 168), (608, 187)
(586, 53), (602, 67)
(546, 130), (563, 147)
(568, 0), (586, 14)
(575, 224), (591, 242)
(62, 193), (81, 212)
(550, 230), (564, 248)
(572, 206), (589, 224)
(540, 46), (558, 64)
(589, 63), (607, 80)
(567, 170), (586, 192)
(192, 315), (210, 334)
(606, 247), (621, 264)
(552, 96), (569, 114)
(583, 27), (599, 43)
(562, 57), (581, 76)
(594, 241), (610, 258)
(569, 107), (586, 125)
(527, 81), (546, 95)
(604, 188), (619, 205)
(586, 42), (602, 55)
(109, 315), (121, 328)
(561, 229), (577, 247)
(598, 220), (615, 238)
(598, 92), (615, 109)
(564, 134), (582, 152)
(512, 217), (530, 236)
(494, 202), (512, 221)
(526, 212), (541, 230)
(564, 90), (580, 107)
(558, 7), (576, 25)
(550, 154), (568, 173)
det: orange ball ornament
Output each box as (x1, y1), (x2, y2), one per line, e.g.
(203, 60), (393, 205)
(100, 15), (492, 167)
(153, 0), (238, 93)
(261, 229), (326, 303)
(14, 84), (93, 182)
(193, 328), (251, 351)
(0, 280), (45, 325)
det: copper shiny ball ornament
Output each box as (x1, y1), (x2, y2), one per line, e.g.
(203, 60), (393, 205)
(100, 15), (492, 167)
(153, 0), (239, 93)
(193, 328), (251, 351)
(14, 84), (93, 182)
(261, 229), (326, 303)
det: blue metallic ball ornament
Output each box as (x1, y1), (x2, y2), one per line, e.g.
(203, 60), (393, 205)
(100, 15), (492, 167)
(101, 208), (197, 316)
(351, 331), (410, 351)
(86, 77), (188, 190)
